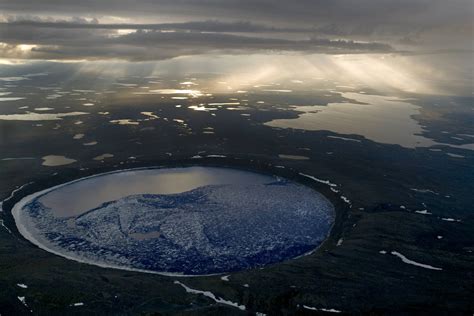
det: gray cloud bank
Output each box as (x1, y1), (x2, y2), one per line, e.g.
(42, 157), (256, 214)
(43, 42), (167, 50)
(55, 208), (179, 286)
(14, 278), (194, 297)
(0, 0), (472, 61)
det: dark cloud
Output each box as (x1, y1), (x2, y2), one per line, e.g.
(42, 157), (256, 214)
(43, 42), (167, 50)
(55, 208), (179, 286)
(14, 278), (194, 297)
(1, 0), (471, 30)
(0, 0), (471, 61)
(1, 19), (306, 33)
(0, 25), (393, 61)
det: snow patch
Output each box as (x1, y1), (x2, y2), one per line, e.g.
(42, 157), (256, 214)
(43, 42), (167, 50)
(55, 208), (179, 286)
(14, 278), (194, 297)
(0, 219), (12, 234)
(441, 217), (461, 222)
(299, 173), (338, 187)
(340, 195), (351, 206)
(174, 281), (246, 311)
(410, 188), (439, 195)
(221, 275), (230, 281)
(303, 305), (341, 313)
(17, 296), (32, 311)
(390, 251), (442, 270)
(415, 210), (432, 215)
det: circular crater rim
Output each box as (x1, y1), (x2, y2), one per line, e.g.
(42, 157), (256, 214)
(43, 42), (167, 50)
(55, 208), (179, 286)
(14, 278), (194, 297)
(11, 165), (336, 277)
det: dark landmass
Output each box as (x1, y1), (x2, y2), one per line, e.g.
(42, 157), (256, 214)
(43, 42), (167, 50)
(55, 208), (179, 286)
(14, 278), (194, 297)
(0, 69), (473, 315)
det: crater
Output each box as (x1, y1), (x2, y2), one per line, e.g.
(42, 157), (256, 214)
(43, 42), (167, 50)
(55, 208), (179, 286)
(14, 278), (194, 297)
(12, 167), (334, 275)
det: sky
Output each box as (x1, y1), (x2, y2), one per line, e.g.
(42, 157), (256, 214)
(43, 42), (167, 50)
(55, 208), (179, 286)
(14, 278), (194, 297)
(0, 1), (472, 96)
(0, 0), (472, 61)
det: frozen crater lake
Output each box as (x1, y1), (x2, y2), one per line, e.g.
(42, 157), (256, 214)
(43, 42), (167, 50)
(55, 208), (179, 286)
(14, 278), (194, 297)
(13, 167), (335, 275)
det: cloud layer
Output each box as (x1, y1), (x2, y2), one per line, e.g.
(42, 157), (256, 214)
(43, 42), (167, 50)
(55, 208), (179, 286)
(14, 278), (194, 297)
(0, 0), (471, 61)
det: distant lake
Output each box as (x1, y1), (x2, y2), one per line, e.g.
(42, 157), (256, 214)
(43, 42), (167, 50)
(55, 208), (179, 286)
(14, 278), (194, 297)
(265, 92), (474, 150)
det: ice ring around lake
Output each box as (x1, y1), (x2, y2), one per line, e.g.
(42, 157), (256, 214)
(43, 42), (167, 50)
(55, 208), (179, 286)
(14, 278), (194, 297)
(12, 167), (334, 275)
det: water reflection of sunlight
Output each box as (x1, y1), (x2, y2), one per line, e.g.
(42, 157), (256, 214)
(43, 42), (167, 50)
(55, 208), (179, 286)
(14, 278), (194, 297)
(147, 89), (203, 97)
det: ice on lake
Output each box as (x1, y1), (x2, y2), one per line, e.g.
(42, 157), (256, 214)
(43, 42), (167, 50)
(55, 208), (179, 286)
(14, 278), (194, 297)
(13, 167), (334, 275)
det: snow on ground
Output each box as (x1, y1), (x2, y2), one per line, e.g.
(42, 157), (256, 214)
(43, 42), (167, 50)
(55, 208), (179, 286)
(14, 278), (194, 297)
(220, 275), (230, 281)
(174, 281), (246, 311)
(415, 210), (432, 215)
(17, 296), (32, 312)
(1, 182), (34, 211)
(410, 188), (439, 195)
(441, 217), (461, 222)
(17, 296), (27, 306)
(299, 173), (338, 187)
(302, 305), (342, 313)
(1, 182), (35, 236)
(17, 283), (28, 289)
(0, 220), (12, 234)
(390, 251), (442, 270)
(340, 195), (351, 206)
